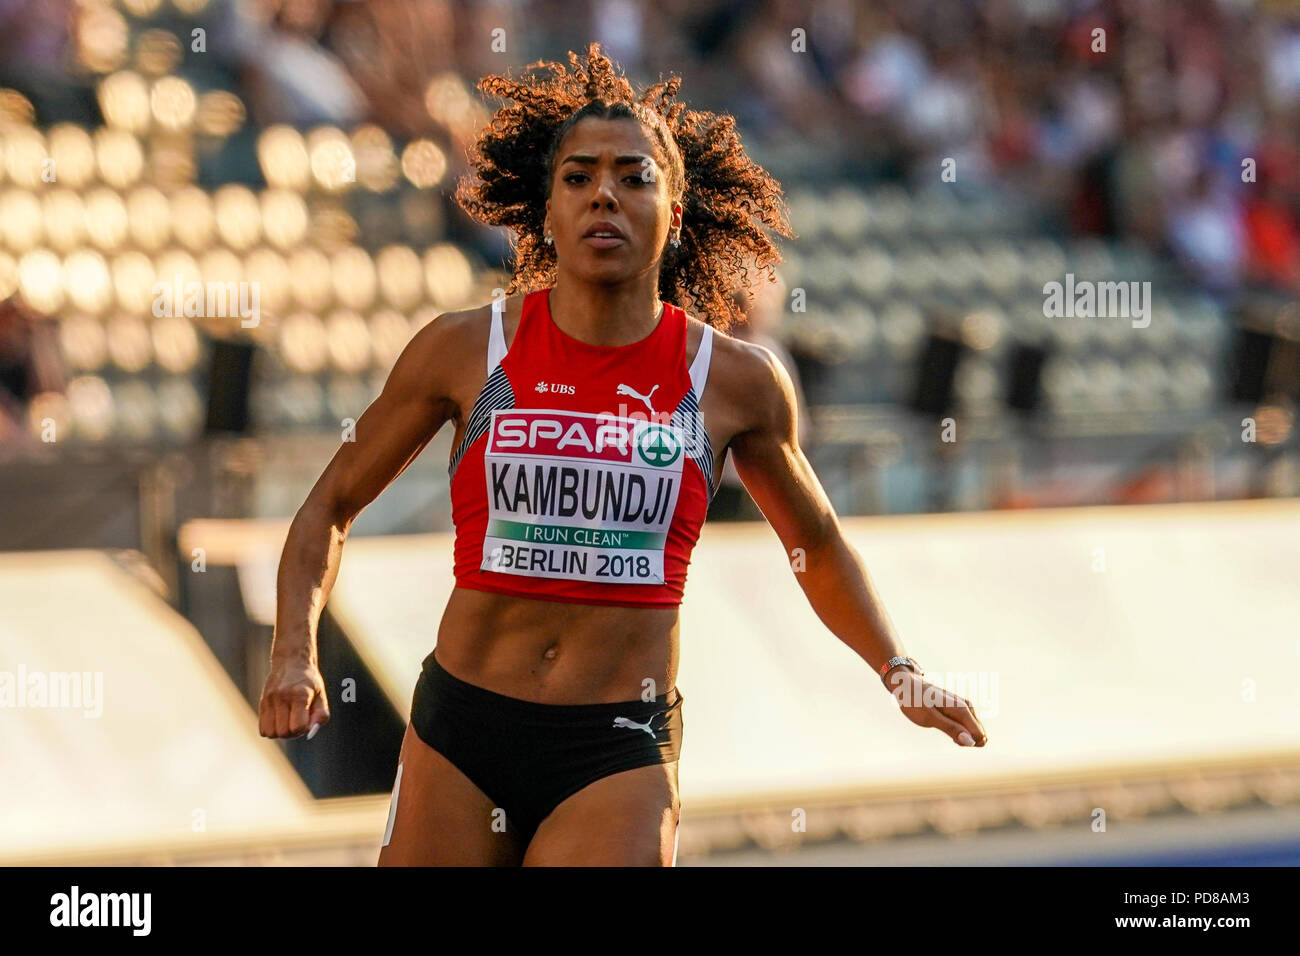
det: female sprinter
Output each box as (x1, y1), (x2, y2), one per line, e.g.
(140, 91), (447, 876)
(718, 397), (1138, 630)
(258, 44), (988, 866)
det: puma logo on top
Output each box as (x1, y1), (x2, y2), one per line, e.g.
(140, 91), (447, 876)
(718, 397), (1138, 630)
(612, 714), (661, 738)
(616, 382), (659, 415)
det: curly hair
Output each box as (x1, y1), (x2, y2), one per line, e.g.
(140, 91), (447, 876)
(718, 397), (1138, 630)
(454, 42), (794, 331)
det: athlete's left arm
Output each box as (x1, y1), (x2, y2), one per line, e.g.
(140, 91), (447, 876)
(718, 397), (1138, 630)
(725, 342), (987, 747)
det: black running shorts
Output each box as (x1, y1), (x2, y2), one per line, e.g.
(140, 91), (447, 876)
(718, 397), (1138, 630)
(409, 650), (684, 845)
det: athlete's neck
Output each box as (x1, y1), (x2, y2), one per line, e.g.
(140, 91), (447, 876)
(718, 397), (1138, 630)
(547, 275), (664, 347)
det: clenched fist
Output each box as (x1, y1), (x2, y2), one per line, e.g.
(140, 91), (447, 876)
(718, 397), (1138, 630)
(259, 655), (330, 739)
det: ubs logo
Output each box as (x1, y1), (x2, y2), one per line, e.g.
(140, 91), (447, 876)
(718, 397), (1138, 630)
(636, 425), (681, 467)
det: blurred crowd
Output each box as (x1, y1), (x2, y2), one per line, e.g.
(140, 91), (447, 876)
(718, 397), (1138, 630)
(570, 0), (1300, 302)
(235, 0), (1300, 301)
(4, 0), (1298, 300)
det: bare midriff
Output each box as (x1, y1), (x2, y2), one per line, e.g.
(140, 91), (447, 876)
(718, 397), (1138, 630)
(432, 585), (680, 705)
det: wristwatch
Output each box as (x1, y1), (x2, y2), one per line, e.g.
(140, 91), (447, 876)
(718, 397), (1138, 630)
(879, 656), (923, 684)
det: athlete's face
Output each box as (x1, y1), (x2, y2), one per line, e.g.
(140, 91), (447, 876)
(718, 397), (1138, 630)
(545, 117), (682, 284)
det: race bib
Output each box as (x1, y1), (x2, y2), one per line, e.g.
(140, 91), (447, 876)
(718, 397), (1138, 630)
(481, 408), (685, 584)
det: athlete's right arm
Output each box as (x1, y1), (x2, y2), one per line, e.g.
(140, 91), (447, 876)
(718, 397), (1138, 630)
(258, 310), (470, 738)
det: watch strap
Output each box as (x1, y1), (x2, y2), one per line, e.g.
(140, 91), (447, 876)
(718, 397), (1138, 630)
(879, 656), (922, 680)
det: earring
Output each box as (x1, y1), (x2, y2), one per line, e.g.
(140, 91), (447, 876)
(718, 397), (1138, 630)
(670, 235), (681, 248)
(544, 233), (553, 245)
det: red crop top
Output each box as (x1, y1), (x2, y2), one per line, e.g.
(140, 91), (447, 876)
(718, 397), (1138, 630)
(447, 288), (720, 607)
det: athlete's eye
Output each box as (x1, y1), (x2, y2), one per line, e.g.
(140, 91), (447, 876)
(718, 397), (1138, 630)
(563, 172), (588, 184)
(623, 175), (649, 186)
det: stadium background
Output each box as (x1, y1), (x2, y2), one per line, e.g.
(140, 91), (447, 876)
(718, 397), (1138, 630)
(2, 0), (1299, 866)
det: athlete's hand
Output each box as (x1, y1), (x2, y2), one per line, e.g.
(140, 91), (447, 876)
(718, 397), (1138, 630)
(885, 670), (988, 747)
(258, 654), (330, 739)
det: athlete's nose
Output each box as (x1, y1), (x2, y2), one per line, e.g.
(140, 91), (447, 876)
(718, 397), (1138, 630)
(591, 172), (618, 210)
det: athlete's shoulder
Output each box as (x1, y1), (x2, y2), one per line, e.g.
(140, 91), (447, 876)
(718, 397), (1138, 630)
(685, 313), (795, 432)
(406, 293), (527, 358)
(384, 294), (526, 401)
(686, 314), (782, 390)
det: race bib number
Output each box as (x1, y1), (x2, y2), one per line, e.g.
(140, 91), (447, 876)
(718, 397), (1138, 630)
(481, 409), (685, 584)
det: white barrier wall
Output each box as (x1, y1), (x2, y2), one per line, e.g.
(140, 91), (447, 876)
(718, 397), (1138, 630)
(322, 499), (1300, 804)
(0, 551), (313, 862)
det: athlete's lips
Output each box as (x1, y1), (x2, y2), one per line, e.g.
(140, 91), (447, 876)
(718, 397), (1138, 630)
(582, 221), (626, 239)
